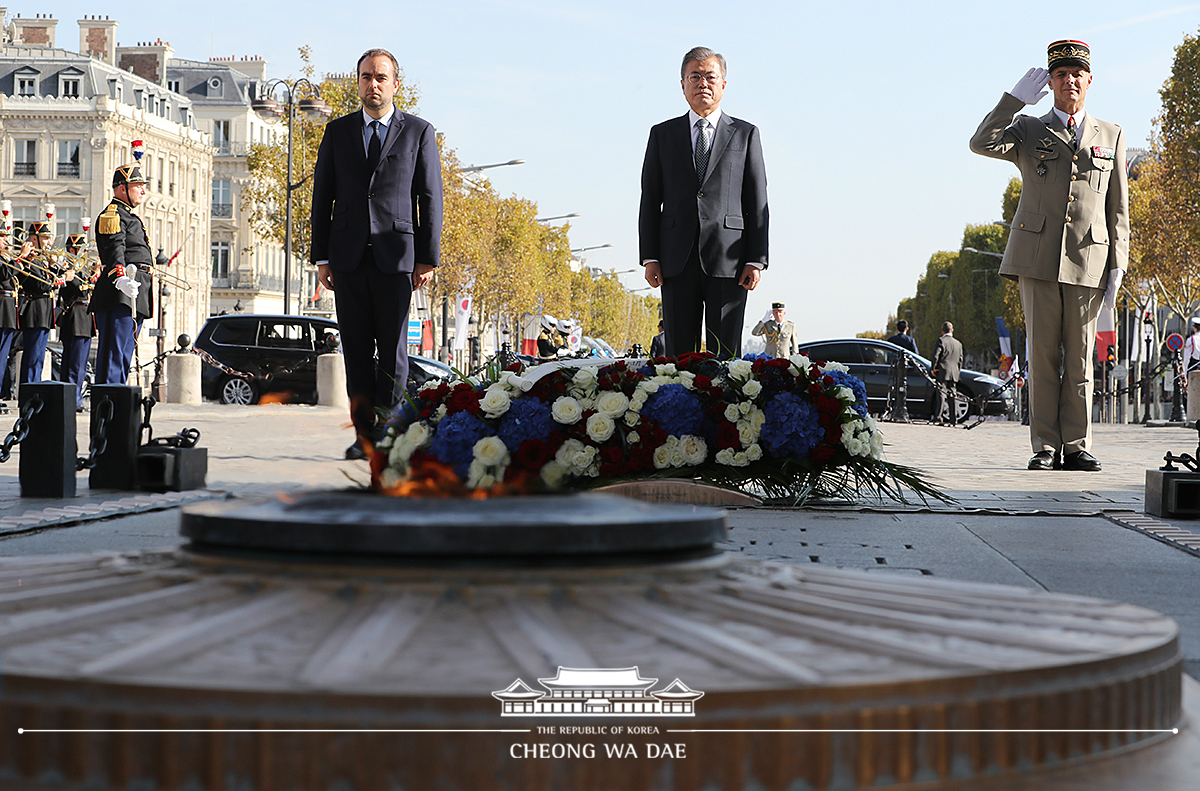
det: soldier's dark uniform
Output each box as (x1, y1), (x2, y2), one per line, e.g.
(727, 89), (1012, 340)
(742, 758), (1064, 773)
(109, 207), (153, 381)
(91, 165), (152, 385)
(17, 221), (55, 384)
(0, 228), (19, 399)
(56, 234), (94, 408)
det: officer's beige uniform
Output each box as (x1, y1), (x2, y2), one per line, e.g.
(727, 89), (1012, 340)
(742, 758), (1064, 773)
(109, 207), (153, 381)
(751, 318), (797, 358)
(970, 93), (1128, 455)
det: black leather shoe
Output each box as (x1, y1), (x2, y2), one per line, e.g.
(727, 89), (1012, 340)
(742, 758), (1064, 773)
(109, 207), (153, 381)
(1027, 451), (1055, 470)
(1062, 450), (1101, 472)
(344, 439), (367, 461)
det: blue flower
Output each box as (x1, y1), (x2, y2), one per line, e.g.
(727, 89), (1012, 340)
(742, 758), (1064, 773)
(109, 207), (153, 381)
(823, 370), (869, 417)
(760, 392), (822, 459)
(429, 411), (494, 478)
(497, 397), (555, 453)
(642, 383), (709, 438)
(741, 352), (772, 363)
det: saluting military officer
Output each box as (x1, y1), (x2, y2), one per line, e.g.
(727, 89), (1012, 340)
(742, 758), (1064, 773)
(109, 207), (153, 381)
(751, 302), (797, 358)
(90, 164), (153, 386)
(56, 233), (95, 410)
(970, 40), (1128, 472)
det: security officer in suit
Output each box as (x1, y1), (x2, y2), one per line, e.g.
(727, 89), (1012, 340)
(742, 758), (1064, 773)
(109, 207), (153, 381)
(56, 233), (95, 409)
(970, 40), (1127, 472)
(751, 302), (797, 358)
(91, 164), (153, 386)
(930, 321), (964, 425)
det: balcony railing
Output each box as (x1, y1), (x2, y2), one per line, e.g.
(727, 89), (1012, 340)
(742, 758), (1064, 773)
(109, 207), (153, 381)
(57, 162), (80, 178)
(211, 202), (233, 218)
(14, 163), (35, 177)
(214, 142), (253, 157)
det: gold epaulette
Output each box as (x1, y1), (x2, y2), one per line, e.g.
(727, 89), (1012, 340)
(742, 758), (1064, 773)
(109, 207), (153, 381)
(96, 204), (120, 236)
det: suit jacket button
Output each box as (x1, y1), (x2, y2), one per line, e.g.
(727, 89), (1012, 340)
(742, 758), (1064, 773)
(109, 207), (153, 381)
(1073, 155), (1079, 161)
(368, 192), (375, 199)
(1066, 216), (1072, 222)
(1071, 175), (1077, 181)
(697, 191), (704, 198)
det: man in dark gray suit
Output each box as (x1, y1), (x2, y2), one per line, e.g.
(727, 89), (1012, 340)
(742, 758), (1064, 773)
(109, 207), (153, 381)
(639, 46), (769, 358)
(311, 48), (443, 459)
(930, 322), (964, 425)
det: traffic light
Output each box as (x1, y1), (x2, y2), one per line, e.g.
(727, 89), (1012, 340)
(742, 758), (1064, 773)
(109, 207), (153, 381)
(1106, 344), (1116, 373)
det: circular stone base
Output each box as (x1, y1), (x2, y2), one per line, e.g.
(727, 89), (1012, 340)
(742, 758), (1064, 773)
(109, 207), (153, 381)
(180, 491), (727, 561)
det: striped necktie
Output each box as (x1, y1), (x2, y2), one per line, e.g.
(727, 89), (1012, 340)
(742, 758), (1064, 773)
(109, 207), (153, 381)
(694, 118), (711, 184)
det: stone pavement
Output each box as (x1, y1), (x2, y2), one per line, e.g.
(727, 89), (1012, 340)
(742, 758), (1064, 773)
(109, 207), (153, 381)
(0, 403), (1198, 680)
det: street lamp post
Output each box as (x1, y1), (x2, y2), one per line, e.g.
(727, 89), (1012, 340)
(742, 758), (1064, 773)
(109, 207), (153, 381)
(251, 79), (331, 315)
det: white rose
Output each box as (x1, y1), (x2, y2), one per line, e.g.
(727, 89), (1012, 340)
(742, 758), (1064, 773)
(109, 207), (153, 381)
(836, 386), (855, 404)
(624, 410), (641, 427)
(596, 390), (630, 418)
(728, 359), (753, 379)
(551, 396), (583, 425)
(556, 438), (584, 469)
(541, 460), (566, 488)
(742, 379), (763, 398)
(655, 363), (677, 376)
(586, 413), (616, 443)
(418, 379), (443, 393)
(678, 371), (696, 389)
(788, 354), (811, 371)
(739, 401), (752, 415)
(751, 407), (766, 430)
(627, 431), (640, 445)
(823, 361), (850, 374)
(653, 444), (672, 469)
(629, 392), (647, 412)
(479, 387), (512, 418)
(746, 443), (763, 461)
(669, 444), (687, 467)
(681, 435), (707, 465)
(715, 448), (735, 465)
(637, 380), (660, 396)
(573, 367), (597, 388)
(473, 435), (510, 467)
(732, 451), (749, 466)
(737, 420), (756, 446)
(435, 404), (448, 421)
(724, 403), (741, 422)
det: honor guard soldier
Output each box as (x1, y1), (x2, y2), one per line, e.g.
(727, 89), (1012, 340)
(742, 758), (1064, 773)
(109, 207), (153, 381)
(56, 233), (95, 410)
(970, 40), (1127, 472)
(16, 221), (56, 383)
(0, 226), (18, 396)
(91, 164), (152, 385)
(751, 302), (797, 358)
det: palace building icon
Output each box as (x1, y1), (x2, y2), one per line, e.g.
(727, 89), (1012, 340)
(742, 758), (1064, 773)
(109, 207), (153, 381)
(492, 667), (704, 717)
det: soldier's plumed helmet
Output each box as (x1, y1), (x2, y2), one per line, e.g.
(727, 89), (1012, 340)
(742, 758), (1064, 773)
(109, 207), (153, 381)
(28, 221), (51, 237)
(1048, 40), (1090, 72)
(66, 234), (87, 252)
(112, 164), (147, 188)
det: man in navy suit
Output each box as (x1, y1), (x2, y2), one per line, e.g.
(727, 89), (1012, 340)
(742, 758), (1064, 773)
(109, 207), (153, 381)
(311, 48), (443, 459)
(639, 46), (769, 358)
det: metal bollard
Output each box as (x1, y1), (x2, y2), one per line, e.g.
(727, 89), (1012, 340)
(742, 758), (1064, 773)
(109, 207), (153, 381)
(88, 384), (142, 491)
(19, 381), (76, 498)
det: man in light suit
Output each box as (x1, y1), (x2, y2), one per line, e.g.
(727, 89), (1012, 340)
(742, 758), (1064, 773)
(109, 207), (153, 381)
(930, 321), (964, 426)
(970, 40), (1127, 472)
(639, 46), (768, 359)
(751, 302), (797, 358)
(311, 48), (443, 460)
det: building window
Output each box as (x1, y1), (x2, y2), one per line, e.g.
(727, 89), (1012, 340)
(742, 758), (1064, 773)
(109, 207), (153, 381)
(212, 241), (231, 281)
(169, 161), (177, 197)
(54, 206), (82, 239)
(57, 140), (80, 178)
(17, 76), (36, 96)
(167, 79), (180, 93)
(157, 155), (165, 192)
(14, 140), (36, 177)
(212, 179), (232, 217)
(61, 78), (80, 97)
(213, 120), (231, 155)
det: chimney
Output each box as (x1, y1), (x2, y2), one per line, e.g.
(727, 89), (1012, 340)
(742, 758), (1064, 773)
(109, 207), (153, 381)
(12, 13), (58, 48)
(116, 38), (173, 86)
(78, 15), (118, 64)
(232, 55), (267, 81)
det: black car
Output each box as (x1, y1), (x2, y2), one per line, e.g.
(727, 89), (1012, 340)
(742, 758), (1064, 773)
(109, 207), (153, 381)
(194, 314), (452, 405)
(795, 338), (1014, 421)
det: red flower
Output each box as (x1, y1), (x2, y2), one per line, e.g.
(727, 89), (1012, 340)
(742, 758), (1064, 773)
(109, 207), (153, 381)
(446, 386), (482, 415)
(513, 438), (550, 470)
(717, 420), (741, 450)
(811, 443), (836, 464)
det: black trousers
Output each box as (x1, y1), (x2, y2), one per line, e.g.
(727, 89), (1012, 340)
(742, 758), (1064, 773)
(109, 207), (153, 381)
(332, 248), (414, 433)
(660, 242), (747, 359)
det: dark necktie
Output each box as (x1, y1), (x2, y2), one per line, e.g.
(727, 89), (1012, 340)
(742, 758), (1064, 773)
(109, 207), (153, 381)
(366, 120), (382, 172)
(1067, 116), (1077, 148)
(694, 118), (710, 185)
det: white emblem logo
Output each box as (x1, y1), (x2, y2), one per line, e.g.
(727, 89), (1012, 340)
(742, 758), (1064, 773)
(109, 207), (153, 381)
(492, 666), (704, 717)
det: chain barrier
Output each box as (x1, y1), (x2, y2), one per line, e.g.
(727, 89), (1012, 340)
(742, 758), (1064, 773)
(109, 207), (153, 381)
(0, 394), (44, 463)
(77, 395), (112, 470)
(139, 395), (201, 449)
(191, 346), (317, 384)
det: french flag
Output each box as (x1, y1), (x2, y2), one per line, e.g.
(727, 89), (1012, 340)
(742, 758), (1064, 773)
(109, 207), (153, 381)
(1096, 304), (1117, 364)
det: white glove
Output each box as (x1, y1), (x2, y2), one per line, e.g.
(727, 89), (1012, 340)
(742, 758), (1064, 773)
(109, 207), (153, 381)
(1009, 68), (1049, 105)
(116, 275), (140, 300)
(1103, 269), (1123, 313)
(761, 308), (774, 324)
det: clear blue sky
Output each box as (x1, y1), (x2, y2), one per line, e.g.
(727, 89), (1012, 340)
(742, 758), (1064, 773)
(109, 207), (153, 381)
(38, 1), (1200, 339)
